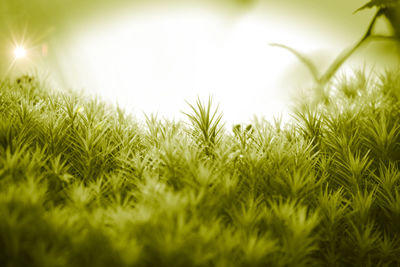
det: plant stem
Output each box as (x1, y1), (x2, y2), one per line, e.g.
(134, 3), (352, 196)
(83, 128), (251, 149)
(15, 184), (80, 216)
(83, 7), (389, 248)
(319, 9), (383, 85)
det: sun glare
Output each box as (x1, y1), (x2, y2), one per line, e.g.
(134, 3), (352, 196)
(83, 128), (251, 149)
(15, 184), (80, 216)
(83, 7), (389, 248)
(14, 46), (27, 59)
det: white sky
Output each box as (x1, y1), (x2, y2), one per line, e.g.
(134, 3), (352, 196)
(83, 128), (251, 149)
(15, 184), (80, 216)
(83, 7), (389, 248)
(38, 3), (397, 126)
(55, 6), (330, 125)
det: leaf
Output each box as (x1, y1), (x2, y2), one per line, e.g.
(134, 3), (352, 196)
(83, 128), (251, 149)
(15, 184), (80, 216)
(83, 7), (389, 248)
(269, 43), (320, 83)
(354, 0), (400, 13)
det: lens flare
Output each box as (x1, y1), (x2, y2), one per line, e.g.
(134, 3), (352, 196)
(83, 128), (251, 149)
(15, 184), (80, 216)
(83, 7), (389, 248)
(14, 46), (27, 59)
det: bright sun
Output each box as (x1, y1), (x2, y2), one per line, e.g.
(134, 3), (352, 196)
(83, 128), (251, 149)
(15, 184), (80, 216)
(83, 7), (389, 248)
(14, 46), (27, 59)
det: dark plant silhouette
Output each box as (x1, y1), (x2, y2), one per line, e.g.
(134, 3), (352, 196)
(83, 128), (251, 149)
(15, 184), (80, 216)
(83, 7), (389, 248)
(271, 0), (400, 102)
(356, 0), (400, 38)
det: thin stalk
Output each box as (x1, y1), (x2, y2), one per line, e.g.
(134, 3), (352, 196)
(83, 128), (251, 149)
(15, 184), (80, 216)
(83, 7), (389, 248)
(319, 9), (383, 85)
(270, 9), (384, 96)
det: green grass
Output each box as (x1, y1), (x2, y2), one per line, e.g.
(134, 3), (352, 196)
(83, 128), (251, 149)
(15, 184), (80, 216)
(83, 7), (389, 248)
(1, 69), (400, 267)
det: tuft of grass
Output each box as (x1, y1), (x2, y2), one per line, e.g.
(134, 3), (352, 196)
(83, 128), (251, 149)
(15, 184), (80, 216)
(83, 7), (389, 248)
(183, 96), (224, 157)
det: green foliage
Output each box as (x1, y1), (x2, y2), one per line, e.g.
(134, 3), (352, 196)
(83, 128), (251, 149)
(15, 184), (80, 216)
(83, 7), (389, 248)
(1, 69), (400, 266)
(183, 96), (224, 157)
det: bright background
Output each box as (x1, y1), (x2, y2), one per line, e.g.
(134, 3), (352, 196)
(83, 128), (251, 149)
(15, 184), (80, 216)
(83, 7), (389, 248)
(1, 0), (399, 124)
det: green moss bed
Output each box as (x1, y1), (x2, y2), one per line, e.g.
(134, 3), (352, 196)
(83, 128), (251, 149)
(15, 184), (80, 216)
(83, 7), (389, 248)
(1, 70), (400, 266)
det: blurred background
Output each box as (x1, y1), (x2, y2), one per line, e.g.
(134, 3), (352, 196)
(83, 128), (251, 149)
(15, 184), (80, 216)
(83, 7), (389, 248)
(1, 0), (399, 124)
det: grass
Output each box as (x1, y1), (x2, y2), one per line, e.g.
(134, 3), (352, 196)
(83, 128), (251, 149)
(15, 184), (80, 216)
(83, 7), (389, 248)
(0, 69), (400, 266)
